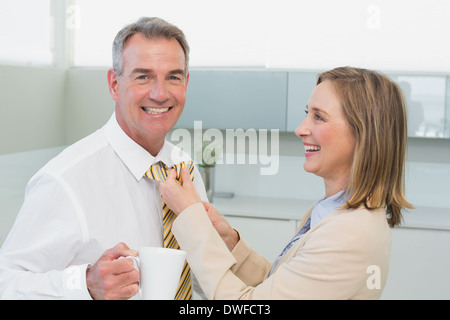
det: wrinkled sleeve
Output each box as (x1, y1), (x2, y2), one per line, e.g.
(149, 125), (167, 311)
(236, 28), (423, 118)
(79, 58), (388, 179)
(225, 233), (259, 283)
(0, 173), (91, 299)
(229, 238), (272, 287)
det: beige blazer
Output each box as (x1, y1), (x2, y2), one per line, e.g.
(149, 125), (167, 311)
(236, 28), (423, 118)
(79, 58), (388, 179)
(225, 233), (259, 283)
(172, 202), (391, 300)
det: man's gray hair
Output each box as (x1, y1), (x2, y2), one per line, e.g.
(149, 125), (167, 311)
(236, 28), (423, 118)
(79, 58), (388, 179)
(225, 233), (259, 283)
(112, 17), (190, 77)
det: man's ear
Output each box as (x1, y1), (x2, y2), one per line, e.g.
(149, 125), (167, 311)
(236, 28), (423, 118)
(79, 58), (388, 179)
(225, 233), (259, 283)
(107, 68), (120, 102)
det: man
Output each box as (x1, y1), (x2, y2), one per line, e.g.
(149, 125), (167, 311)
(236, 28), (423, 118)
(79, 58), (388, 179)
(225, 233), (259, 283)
(0, 17), (207, 300)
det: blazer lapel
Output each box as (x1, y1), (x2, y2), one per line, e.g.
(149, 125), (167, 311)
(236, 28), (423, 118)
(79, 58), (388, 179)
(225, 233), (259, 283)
(270, 207), (346, 274)
(271, 207), (313, 274)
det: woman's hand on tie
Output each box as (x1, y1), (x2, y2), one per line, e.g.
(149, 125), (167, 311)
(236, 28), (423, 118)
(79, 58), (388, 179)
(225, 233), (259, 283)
(159, 168), (201, 215)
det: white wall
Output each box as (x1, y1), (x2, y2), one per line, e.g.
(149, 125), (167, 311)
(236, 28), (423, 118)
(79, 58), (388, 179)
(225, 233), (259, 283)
(0, 65), (66, 154)
(64, 68), (114, 143)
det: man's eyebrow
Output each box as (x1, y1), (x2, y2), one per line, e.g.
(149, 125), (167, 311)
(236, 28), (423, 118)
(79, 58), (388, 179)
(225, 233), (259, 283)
(130, 68), (151, 75)
(168, 69), (186, 77)
(129, 68), (186, 76)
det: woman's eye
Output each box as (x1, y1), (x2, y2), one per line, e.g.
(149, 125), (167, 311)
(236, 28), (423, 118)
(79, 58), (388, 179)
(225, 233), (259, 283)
(304, 109), (323, 121)
(314, 114), (324, 121)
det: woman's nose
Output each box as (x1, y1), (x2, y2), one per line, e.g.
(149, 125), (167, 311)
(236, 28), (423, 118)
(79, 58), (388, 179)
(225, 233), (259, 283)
(295, 118), (311, 138)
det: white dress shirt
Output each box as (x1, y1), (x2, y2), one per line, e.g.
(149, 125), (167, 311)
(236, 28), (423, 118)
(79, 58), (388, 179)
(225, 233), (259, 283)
(0, 113), (207, 299)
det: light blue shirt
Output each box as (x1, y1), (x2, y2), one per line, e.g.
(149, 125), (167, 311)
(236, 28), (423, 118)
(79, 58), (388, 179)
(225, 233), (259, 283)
(269, 190), (346, 275)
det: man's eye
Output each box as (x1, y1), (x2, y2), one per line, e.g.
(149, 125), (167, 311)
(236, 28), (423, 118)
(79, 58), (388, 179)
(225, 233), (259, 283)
(169, 75), (181, 81)
(137, 75), (149, 80)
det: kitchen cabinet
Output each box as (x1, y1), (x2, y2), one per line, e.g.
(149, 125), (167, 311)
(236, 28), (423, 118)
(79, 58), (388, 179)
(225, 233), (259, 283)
(214, 195), (307, 261)
(224, 215), (297, 262)
(381, 227), (450, 299)
(390, 74), (447, 138)
(286, 72), (318, 132)
(286, 72), (450, 139)
(177, 70), (450, 139)
(446, 76), (450, 138)
(176, 70), (288, 130)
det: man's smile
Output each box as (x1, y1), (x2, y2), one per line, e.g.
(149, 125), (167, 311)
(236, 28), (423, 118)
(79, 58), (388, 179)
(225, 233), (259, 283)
(141, 107), (173, 114)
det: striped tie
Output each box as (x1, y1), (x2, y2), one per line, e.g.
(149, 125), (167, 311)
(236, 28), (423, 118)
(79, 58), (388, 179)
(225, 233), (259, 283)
(145, 160), (194, 300)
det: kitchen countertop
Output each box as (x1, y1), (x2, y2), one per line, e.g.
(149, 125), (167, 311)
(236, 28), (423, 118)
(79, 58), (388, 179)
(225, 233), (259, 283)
(212, 195), (450, 231)
(213, 195), (311, 221)
(2, 194), (450, 244)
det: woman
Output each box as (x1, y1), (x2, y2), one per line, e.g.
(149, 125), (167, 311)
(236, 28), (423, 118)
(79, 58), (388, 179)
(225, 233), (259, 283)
(160, 66), (413, 299)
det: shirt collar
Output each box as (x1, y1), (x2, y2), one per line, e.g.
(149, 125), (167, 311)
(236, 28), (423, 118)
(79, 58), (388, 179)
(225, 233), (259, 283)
(104, 113), (192, 180)
(310, 190), (347, 228)
(153, 140), (192, 168)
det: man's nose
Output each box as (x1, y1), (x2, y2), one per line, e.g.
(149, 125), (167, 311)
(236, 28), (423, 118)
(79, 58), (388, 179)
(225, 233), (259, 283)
(148, 79), (169, 103)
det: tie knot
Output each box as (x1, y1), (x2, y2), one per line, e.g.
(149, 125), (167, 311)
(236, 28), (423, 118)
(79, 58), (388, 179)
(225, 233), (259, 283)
(145, 160), (194, 183)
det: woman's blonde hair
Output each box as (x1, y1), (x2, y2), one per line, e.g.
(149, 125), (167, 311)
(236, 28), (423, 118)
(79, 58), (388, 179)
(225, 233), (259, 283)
(317, 67), (413, 227)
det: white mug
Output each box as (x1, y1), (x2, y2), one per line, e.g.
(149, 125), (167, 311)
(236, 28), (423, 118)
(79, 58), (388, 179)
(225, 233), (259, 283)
(128, 247), (187, 300)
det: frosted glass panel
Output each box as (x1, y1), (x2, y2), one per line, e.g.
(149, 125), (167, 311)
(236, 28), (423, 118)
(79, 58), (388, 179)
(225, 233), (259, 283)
(446, 76), (450, 138)
(392, 75), (446, 138)
(0, 0), (52, 65)
(286, 72), (318, 131)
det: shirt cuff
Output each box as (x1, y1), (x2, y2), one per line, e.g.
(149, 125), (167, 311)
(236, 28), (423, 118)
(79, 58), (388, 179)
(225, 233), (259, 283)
(62, 264), (92, 300)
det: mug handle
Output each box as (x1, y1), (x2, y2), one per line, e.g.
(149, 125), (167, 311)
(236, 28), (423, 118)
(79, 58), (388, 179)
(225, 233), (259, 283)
(126, 255), (140, 271)
(121, 255), (142, 299)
